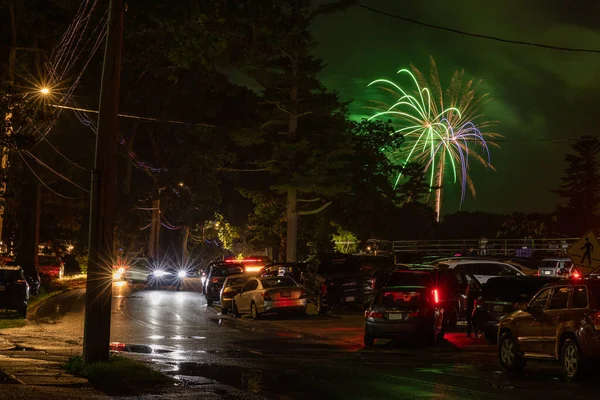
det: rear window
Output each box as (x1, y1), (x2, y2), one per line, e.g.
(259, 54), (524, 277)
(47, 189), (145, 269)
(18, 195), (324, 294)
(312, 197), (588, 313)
(482, 278), (556, 302)
(385, 272), (432, 288)
(261, 277), (296, 288)
(226, 277), (249, 287)
(213, 266), (244, 276)
(317, 256), (362, 273)
(0, 269), (24, 282)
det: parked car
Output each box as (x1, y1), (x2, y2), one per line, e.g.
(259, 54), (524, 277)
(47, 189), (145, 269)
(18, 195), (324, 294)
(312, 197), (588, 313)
(3, 261), (40, 295)
(473, 276), (561, 343)
(435, 259), (524, 284)
(232, 276), (307, 319)
(303, 253), (376, 314)
(537, 258), (575, 277)
(220, 274), (250, 314)
(497, 276), (600, 381)
(0, 265), (30, 318)
(38, 255), (65, 279)
(271, 262), (308, 282)
(203, 263), (244, 306)
(364, 268), (444, 347)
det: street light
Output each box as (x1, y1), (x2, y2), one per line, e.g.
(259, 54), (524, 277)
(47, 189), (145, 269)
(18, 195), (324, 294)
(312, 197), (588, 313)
(39, 87), (50, 95)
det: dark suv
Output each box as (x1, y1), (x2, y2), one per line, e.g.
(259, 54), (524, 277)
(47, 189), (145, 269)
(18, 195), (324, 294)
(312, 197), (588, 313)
(498, 276), (600, 381)
(0, 265), (30, 318)
(473, 276), (560, 343)
(203, 263), (244, 306)
(303, 253), (375, 314)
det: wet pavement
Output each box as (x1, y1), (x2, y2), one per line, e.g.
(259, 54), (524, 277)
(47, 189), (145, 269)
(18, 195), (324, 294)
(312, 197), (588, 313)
(4, 278), (599, 399)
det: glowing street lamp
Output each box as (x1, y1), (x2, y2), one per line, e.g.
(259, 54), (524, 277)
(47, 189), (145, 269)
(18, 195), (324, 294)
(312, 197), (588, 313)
(39, 87), (50, 95)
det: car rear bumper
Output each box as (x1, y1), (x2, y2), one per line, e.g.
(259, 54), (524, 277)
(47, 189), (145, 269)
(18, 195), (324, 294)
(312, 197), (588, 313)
(262, 299), (307, 313)
(365, 318), (435, 338)
(220, 298), (234, 309)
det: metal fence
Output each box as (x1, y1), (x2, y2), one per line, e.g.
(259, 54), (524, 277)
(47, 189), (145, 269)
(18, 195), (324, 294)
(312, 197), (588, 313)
(391, 238), (578, 258)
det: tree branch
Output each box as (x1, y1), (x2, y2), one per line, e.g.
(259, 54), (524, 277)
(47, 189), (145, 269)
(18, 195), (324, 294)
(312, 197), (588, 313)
(299, 201), (332, 216)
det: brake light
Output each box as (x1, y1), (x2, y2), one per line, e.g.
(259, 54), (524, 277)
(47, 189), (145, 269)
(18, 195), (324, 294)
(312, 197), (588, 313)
(432, 289), (439, 304)
(262, 292), (272, 301)
(109, 342), (126, 352)
(212, 278), (219, 283)
(572, 272), (581, 279)
(320, 283), (327, 295)
(245, 266), (264, 273)
(222, 292), (236, 299)
(365, 310), (384, 319)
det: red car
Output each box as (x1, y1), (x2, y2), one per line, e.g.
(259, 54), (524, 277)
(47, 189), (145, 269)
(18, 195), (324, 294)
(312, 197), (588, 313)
(38, 255), (65, 279)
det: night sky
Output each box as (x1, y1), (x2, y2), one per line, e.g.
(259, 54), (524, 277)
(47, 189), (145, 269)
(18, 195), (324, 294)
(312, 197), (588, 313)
(311, 0), (600, 215)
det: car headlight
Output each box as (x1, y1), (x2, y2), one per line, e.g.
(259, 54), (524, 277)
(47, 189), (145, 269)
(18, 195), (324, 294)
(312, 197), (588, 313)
(178, 271), (187, 278)
(153, 270), (169, 277)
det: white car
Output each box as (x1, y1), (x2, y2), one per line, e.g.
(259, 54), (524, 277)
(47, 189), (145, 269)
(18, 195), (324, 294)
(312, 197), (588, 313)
(232, 276), (307, 319)
(434, 259), (524, 284)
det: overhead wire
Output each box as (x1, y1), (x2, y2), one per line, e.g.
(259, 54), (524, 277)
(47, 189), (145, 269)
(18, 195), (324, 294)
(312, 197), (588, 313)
(18, 152), (79, 200)
(355, 3), (600, 54)
(22, 151), (90, 192)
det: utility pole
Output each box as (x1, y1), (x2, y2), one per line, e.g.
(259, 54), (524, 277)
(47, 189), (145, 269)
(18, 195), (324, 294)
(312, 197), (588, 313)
(83, 0), (124, 364)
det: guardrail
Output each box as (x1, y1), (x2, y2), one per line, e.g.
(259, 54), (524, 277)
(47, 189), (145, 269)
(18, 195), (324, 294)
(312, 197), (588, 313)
(391, 238), (578, 258)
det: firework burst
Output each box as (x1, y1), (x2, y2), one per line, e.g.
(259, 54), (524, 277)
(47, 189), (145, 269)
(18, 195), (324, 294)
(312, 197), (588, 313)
(367, 57), (501, 219)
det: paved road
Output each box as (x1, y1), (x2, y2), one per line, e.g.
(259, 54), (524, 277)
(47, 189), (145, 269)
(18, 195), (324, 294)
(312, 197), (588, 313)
(36, 279), (598, 399)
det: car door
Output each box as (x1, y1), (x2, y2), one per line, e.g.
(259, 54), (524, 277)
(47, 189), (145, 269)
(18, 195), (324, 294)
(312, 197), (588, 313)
(542, 286), (571, 356)
(237, 280), (259, 312)
(516, 287), (552, 354)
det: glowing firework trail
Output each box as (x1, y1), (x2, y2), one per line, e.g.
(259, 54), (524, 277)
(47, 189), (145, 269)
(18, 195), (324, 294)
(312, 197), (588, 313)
(367, 58), (500, 218)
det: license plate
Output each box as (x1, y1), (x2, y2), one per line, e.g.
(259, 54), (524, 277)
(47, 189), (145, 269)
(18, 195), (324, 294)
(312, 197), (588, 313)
(345, 296), (355, 302)
(281, 291), (291, 297)
(543, 270), (551, 275)
(387, 313), (405, 320)
(492, 305), (504, 312)
(0, 285), (5, 291)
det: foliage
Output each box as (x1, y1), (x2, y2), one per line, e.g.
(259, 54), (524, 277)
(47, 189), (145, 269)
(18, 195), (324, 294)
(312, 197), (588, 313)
(213, 213), (242, 252)
(553, 135), (600, 236)
(332, 223), (358, 254)
(397, 162), (432, 205)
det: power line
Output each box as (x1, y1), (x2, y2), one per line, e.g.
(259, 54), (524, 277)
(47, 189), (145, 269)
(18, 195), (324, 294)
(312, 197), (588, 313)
(23, 151), (90, 192)
(18, 152), (79, 200)
(355, 3), (600, 54)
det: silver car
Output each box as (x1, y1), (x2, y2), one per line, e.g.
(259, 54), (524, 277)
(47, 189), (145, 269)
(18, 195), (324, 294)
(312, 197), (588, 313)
(232, 276), (307, 319)
(220, 274), (250, 313)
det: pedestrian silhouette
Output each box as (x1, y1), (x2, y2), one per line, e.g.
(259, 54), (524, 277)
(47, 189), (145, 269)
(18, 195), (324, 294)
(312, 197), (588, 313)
(581, 237), (594, 265)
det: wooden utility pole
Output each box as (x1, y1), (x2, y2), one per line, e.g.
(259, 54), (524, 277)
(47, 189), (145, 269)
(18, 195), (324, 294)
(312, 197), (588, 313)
(83, 0), (124, 364)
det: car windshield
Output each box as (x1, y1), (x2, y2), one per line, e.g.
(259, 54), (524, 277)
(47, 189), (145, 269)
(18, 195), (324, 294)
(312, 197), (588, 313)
(214, 266), (243, 276)
(261, 277), (296, 288)
(482, 278), (557, 302)
(0, 269), (23, 282)
(318, 256), (362, 273)
(385, 272), (432, 287)
(226, 277), (249, 287)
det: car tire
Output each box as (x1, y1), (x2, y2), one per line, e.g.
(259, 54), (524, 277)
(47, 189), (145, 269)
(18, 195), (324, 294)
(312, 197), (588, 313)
(250, 302), (260, 320)
(364, 334), (375, 347)
(498, 332), (525, 374)
(232, 302), (241, 318)
(561, 338), (585, 382)
(18, 305), (27, 319)
(316, 295), (328, 315)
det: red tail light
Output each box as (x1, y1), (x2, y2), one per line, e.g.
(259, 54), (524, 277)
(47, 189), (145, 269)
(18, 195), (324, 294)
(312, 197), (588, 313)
(572, 272), (581, 279)
(262, 292), (272, 301)
(110, 343), (126, 352)
(408, 310), (420, 318)
(432, 289), (439, 304)
(212, 278), (219, 283)
(320, 283), (327, 295)
(222, 291), (236, 299)
(365, 310), (384, 319)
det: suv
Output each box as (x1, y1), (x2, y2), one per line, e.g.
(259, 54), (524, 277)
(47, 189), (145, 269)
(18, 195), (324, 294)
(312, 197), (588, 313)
(0, 265), (30, 318)
(498, 277), (600, 381)
(537, 258), (574, 277)
(303, 253), (375, 314)
(436, 260), (524, 284)
(473, 276), (560, 343)
(203, 263), (244, 306)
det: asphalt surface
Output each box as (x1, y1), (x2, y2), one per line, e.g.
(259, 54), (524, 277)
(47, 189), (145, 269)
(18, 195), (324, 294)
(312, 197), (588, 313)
(7, 277), (600, 399)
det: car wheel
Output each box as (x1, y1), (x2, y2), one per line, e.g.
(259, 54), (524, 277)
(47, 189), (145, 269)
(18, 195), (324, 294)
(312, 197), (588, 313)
(250, 302), (260, 320)
(316, 295), (328, 315)
(364, 334), (375, 347)
(498, 332), (525, 373)
(232, 302), (241, 318)
(18, 305), (27, 319)
(561, 338), (585, 382)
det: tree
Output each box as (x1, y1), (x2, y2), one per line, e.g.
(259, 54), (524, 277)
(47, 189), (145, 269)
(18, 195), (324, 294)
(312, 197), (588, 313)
(397, 162), (432, 205)
(554, 135), (600, 236)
